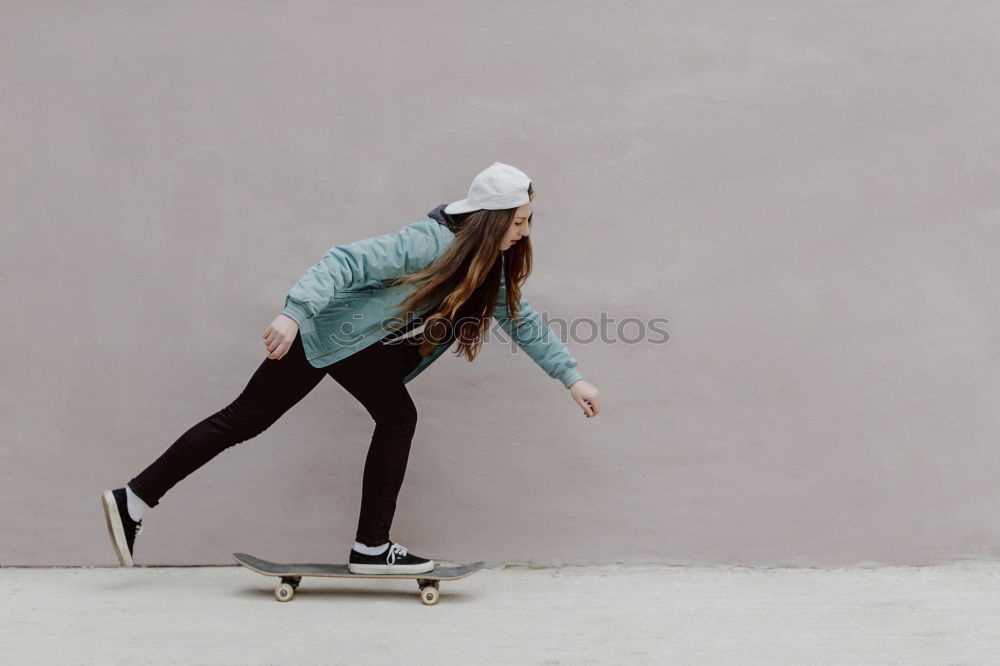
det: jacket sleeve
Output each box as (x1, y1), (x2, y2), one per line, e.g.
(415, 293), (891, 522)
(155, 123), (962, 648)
(492, 282), (583, 389)
(280, 220), (443, 326)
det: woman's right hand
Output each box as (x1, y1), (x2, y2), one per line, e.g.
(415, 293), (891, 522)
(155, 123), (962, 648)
(262, 314), (300, 360)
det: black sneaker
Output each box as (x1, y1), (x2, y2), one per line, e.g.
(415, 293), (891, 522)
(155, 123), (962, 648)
(348, 542), (435, 575)
(101, 487), (144, 567)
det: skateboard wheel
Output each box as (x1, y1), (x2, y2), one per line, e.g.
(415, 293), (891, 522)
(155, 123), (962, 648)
(419, 586), (440, 605)
(275, 583), (295, 602)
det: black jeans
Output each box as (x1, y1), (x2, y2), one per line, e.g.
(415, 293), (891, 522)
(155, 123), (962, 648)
(127, 333), (426, 546)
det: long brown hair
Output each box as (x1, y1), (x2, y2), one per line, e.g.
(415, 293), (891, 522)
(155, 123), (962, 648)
(384, 183), (535, 360)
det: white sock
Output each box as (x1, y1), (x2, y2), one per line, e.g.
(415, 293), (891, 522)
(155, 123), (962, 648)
(125, 485), (150, 522)
(353, 541), (389, 555)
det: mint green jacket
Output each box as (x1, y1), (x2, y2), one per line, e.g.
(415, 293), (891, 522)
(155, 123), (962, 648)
(279, 217), (583, 388)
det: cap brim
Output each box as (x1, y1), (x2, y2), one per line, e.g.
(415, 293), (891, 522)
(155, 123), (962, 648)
(444, 199), (479, 215)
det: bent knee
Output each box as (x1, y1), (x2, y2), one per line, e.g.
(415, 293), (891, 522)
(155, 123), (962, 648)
(373, 403), (417, 432)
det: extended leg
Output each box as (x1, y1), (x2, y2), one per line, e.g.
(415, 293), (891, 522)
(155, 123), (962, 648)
(128, 336), (326, 506)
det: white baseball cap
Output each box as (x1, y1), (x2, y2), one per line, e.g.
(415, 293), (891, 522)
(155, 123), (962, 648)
(444, 162), (531, 214)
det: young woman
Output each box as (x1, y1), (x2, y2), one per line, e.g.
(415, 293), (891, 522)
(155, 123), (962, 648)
(101, 162), (601, 573)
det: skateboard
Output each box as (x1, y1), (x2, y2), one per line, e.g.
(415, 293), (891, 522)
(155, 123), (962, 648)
(232, 552), (485, 605)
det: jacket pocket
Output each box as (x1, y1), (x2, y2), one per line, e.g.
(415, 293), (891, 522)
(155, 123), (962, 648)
(340, 285), (381, 298)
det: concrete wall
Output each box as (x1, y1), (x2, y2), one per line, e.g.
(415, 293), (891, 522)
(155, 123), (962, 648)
(3, 1), (999, 566)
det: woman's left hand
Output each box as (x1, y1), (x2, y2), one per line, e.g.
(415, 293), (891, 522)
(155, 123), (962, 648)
(569, 379), (600, 418)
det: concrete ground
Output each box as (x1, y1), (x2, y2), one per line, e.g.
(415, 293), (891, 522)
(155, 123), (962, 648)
(3, 561), (1000, 665)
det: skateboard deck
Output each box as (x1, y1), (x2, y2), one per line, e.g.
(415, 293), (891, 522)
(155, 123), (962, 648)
(233, 552), (484, 605)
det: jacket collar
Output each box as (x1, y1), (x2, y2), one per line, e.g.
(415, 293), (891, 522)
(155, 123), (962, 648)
(427, 203), (462, 233)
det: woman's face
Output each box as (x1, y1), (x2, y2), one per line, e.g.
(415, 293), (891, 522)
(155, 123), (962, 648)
(501, 201), (532, 251)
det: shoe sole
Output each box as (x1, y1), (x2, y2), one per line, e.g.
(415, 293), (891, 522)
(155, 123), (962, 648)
(347, 561), (435, 575)
(101, 490), (134, 567)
